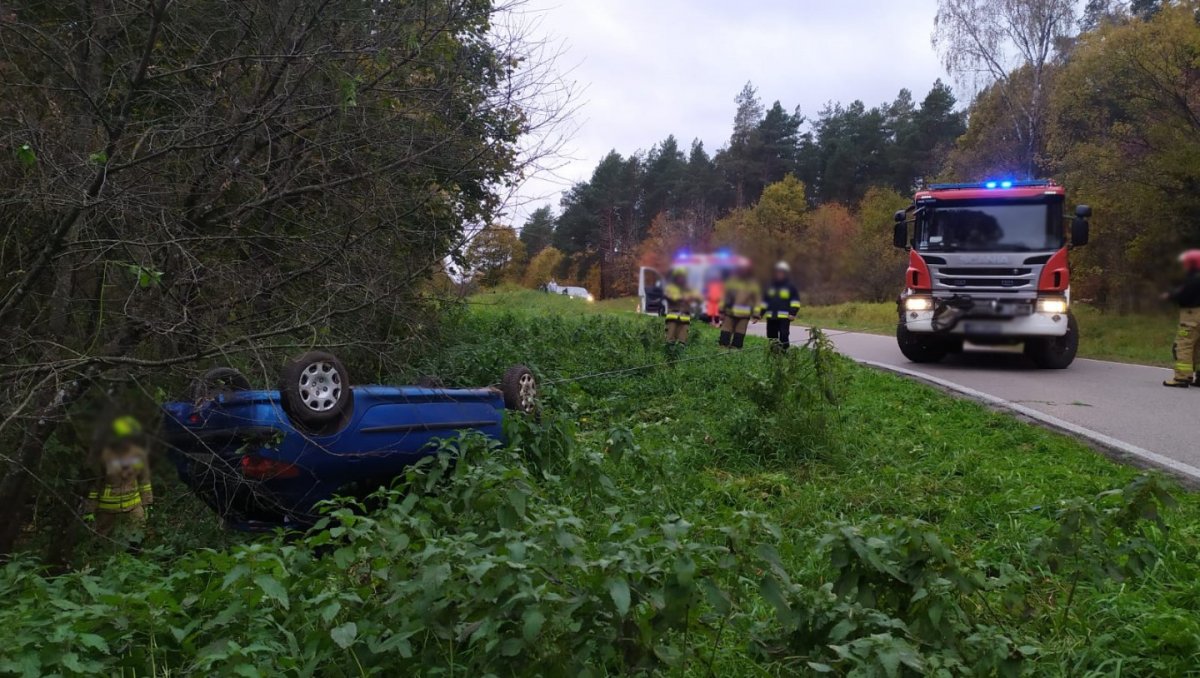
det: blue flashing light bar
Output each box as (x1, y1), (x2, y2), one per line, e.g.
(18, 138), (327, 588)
(928, 179), (1052, 191)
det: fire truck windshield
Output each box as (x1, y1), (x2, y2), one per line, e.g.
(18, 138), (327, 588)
(917, 202), (1063, 253)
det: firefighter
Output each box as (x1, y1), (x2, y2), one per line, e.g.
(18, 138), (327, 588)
(83, 415), (154, 536)
(763, 261), (801, 349)
(1162, 249), (1200, 388)
(664, 267), (694, 344)
(719, 262), (762, 349)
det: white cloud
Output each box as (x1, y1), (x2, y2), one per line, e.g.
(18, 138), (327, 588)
(509, 0), (949, 224)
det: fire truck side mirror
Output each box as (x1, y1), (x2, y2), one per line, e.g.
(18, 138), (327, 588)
(1071, 205), (1091, 247)
(892, 211), (908, 249)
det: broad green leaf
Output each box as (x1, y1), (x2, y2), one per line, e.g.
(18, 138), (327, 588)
(253, 574), (290, 610)
(15, 144), (35, 167)
(607, 577), (630, 617)
(522, 608), (545, 642)
(330, 622), (357, 649)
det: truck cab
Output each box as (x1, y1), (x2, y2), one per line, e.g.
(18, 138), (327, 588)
(892, 180), (1091, 368)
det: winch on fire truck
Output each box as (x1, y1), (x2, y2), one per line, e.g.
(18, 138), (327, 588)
(892, 179), (1091, 369)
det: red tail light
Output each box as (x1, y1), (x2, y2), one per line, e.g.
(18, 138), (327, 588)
(240, 455), (301, 479)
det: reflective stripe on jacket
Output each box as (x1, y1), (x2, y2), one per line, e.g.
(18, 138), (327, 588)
(665, 283), (692, 322)
(764, 281), (800, 320)
(723, 279), (763, 318)
(88, 486), (145, 512)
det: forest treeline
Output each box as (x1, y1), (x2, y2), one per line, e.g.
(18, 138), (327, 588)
(476, 0), (1200, 310)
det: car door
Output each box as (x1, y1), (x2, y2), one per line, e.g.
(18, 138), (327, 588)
(639, 267), (664, 314)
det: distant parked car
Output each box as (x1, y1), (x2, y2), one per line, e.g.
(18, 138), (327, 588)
(161, 351), (538, 530)
(546, 281), (595, 302)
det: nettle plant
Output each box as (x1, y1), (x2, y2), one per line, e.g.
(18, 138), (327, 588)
(1031, 474), (1177, 626)
(753, 517), (1033, 677)
(728, 331), (844, 465)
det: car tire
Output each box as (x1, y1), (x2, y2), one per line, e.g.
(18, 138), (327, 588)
(500, 365), (538, 414)
(1025, 314), (1078, 369)
(189, 367), (252, 401)
(897, 323), (949, 364)
(280, 351), (352, 428)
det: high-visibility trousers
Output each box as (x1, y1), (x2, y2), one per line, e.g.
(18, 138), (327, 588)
(666, 315), (690, 343)
(1172, 308), (1200, 381)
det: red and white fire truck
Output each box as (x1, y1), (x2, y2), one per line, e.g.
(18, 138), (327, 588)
(892, 180), (1092, 368)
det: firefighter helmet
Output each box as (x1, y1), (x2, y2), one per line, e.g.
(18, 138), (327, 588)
(1180, 249), (1200, 272)
(111, 415), (143, 439)
(774, 261), (791, 273)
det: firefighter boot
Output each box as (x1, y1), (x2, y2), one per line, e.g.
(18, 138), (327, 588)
(730, 318), (750, 349)
(718, 314), (735, 348)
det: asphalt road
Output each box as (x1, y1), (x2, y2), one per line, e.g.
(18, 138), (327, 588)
(748, 323), (1200, 482)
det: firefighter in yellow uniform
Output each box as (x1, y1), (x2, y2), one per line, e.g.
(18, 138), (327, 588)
(84, 415), (153, 536)
(1162, 249), (1200, 388)
(664, 267), (695, 344)
(719, 262), (763, 349)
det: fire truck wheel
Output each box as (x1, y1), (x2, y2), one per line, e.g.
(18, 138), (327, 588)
(896, 324), (949, 364)
(1025, 314), (1079, 369)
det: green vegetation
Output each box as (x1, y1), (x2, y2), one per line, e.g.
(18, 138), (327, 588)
(790, 302), (1178, 367)
(6, 290), (1198, 675)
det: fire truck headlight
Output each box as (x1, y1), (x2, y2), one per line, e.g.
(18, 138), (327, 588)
(587, 294), (595, 303)
(1037, 297), (1068, 314)
(904, 296), (933, 312)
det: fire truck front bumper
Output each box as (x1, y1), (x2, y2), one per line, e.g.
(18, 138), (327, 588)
(903, 309), (1070, 337)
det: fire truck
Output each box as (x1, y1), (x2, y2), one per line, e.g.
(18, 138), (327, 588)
(892, 179), (1091, 368)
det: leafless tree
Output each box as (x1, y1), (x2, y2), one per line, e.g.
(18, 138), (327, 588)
(933, 0), (1077, 176)
(0, 0), (573, 555)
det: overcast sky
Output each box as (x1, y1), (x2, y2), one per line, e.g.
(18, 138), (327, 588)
(508, 0), (951, 226)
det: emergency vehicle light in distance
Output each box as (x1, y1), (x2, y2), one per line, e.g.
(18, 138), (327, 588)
(928, 179), (1053, 191)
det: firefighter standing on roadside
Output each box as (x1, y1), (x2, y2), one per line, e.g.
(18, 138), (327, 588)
(664, 267), (695, 344)
(84, 415), (154, 537)
(763, 261), (801, 349)
(719, 262), (763, 349)
(1162, 249), (1200, 388)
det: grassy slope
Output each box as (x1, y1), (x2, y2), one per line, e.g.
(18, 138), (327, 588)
(8, 290), (1197, 675)
(787, 301), (1178, 367)
(466, 290), (1200, 674)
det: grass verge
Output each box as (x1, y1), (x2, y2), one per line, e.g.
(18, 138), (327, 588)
(3, 289), (1197, 675)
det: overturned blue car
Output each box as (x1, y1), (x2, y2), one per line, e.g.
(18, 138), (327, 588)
(161, 351), (538, 530)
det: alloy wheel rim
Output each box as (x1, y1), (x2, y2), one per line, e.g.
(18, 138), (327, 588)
(298, 361), (342, 412)
(518, 373), (537, 412)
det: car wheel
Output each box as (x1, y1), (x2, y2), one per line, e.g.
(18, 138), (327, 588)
(280, 351), (352, 428)
(1025, 314), (1078, 369)
(189, 367), (252, 401)
(896, 323), (949, 364)
(500, 365), (538, 414)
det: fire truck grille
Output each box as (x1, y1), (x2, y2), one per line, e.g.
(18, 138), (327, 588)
(938, 278), (1031, 289)
(938, 267), (1032, 277)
